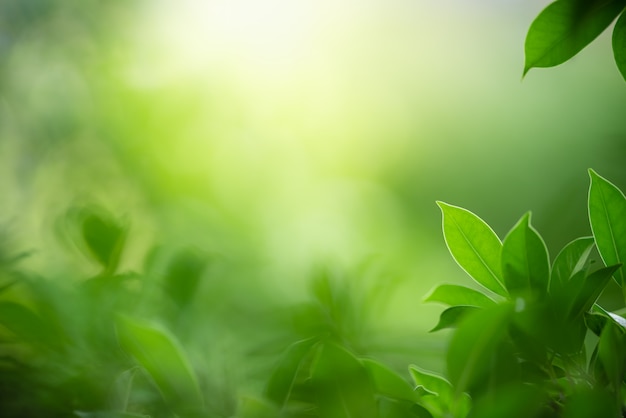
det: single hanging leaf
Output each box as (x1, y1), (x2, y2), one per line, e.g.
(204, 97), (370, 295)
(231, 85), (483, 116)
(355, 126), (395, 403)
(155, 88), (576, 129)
(437, 202), (507, 296)
(430, 306), (481, 332)
(447, 304), (513, 395)
(613, 10), (626, 81)
(501, 213), (551, 299)
(115, 315), (204, 416)
(424, 284), (496, 308)
(588, 169), (626, 286)
(524, 0), (626, 75)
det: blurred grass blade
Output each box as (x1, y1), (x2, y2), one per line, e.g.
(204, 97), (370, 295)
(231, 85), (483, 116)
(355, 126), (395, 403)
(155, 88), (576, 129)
(424, 284), (496, 308)
(361, 358), (417, 402)
(437, 202), (506, 296)
(115, 315), (203, 416)
(430, 306), (480, 332)
(588, 169), (626, 287)
(501, 213), (550, 299)
(524, 0), (626, 75)
(311, 342), (377, 418)
(613, 11), (626, 81)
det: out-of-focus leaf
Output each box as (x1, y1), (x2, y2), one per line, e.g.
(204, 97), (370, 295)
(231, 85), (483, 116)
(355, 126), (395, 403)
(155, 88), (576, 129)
(562, 387), (620, 418)
(551, 237), (595, 290)
(0, 301), (55, 346)
(467, 384), (548, 418)
(237, 396), (279, 418)
(613, 11), (626, 81)
(588, 169), (626, 287)
(80, 207), (127, 274)
(265, 337), (318, 407)
(430, 306), (480, 332)
(501, 213), (550, 299)
(408, 365), (453, 403)
(362, 358), (417, 402)
(378, 398), (433, 418)
(524, 0), (626, 75)
(163, 249), (208, 309)
(592, 304), (626, 329)
(424, 284), (496, 308)
(311, 342), (377, 418)
(447, 304), (513, 395)
(568, 264), (621, 318)
(437, 202), (506, 296)
(597, 320), (626, 390)
(115, 315), (203, 416)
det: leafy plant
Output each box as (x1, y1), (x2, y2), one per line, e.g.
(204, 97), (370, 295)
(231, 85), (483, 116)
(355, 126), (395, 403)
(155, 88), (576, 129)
(420, 169), (626, 417)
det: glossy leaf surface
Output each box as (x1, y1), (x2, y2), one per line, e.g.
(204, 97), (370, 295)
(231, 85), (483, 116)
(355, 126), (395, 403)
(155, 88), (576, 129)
(437, 202), (506, 296)
(430, 305), (481, 332)
(424, 284), (496, 308)
(501, 213), (550, 299)
(588, 169), (626, 286)
(613, 11), (626, 81)
(524, 0), (626, 74)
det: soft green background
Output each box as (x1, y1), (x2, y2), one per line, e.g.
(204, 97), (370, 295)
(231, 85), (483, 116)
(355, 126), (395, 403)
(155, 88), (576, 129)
(1, 0), (626, 374)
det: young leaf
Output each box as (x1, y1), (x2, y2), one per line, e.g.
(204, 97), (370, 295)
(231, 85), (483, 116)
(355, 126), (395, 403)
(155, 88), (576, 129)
(524, 0), (626, 75)
(408, 365), (453, 404)
(447, 304), (513, 395)
(551, 237), (595, 289)
(613, 11), (626, 81)
(424, 284), (496, 308)
(311, 342), (378, 418)
(362, 358), (417, 402)
(79, 207), (127, 274)
(568, 264), (622, 318)
(430, 306), (481, 332)
(501, 213), (551, 299)
(265, 337), (319, 407)
(409, 365), (470, 418)
(115, 315), (204, 416)
(436, 202), (507, 296)
(588, 169), (626, 286)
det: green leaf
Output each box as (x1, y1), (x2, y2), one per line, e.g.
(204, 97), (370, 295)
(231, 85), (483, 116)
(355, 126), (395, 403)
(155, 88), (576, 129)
(613, 11), (626, 81)
(115, 315), (203, 416)
(424, 284), (496, 308)
(163, 249), (208, 309)
(0, 301), (55, 347)
(437, 202), (507, 296)
(501, 213), (551, 299)
(311, 342), (378, 418)
(447, 304), (513, 395)
(237, 397), (279, 418)
(562, 387), (621, 418)
(265, 337), (318, 407)
(362, 358), (417, 402)
(430, 306), (481, 332)
(588, 169), (626, 287)
(80, 207), (127, 274)
(524, 0), (626, 75)
(551, 237), (595, 289)
(597, 320), (626, 390)
(568, 264), (622, 318)
(378, 399), (434, 418)
(408, 365), (453, 404)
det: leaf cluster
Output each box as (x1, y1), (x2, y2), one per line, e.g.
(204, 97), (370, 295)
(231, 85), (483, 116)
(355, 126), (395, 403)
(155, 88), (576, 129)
(423, 169), (626, 417)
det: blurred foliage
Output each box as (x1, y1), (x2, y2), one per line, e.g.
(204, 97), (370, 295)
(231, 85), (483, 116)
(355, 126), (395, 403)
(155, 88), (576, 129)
(1, 0), (626, 416)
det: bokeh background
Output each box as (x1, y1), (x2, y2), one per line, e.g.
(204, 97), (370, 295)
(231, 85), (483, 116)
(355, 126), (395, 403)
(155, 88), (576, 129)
(1, 0), (626, 410)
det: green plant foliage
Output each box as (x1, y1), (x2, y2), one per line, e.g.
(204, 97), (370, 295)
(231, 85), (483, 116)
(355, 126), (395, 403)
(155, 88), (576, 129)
(588, 169), (626, 288)
(501, 213), (550, 300)
(436, 202), (507, 296)
(524, 0), (626, 76)
(115, 315), (204, 417)
(428, 170), (626, 416)
(613, 11), (626, 80)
